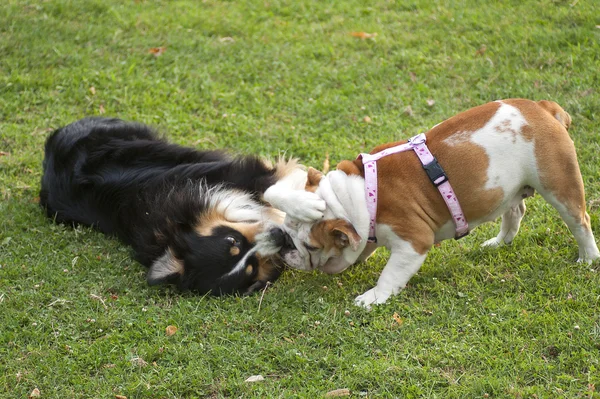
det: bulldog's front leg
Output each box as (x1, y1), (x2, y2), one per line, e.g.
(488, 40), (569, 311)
(355, 235), (429, 308)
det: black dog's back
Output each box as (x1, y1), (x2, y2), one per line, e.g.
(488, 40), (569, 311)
(40, 118), (226, 232)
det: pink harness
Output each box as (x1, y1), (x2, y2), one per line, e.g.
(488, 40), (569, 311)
(358, 133), (469, 243)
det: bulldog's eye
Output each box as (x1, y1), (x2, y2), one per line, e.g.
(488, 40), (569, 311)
(226, 236), (239, 246)
(304, 243), (319, 251)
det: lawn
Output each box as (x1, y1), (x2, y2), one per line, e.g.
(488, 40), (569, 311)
(1, 0), (599, 397)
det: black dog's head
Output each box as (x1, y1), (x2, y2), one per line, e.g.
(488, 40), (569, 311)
(143, 186), (288, 296)
(147, 224), (286, 295)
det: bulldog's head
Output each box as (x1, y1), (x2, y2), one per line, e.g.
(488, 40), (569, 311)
(279, 167), (363, 274)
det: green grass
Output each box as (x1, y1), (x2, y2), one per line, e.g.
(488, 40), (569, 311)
(1, 0), (600, 397)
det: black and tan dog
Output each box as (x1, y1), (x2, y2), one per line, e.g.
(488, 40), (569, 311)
(40, 117), (324, 295)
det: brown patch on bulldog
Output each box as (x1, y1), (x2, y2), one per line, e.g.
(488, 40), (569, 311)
(305, 167), (324, 192)
(336, 159), (362, 176)
(353, 101), (506, 253)
(310, 219), (362, 253)
(536, 100), (571, 130)
(512, 99), (588, 228)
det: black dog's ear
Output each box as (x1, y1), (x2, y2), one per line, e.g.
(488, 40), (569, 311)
(147, 249), (183, 286)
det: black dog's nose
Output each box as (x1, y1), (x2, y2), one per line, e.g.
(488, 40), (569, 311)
(269, 227), (287, 248)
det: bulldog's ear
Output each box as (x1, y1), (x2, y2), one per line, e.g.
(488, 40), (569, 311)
(332, 222), (362, 251)
(305, 167), (323, 192)
(147, 249), (183, 286)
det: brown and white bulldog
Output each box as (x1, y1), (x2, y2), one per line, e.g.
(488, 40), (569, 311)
(279, 99), (600, 307)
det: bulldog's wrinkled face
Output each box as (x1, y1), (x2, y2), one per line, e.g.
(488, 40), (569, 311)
(278, 166), (362, 273)
(280, 218), (361, 272)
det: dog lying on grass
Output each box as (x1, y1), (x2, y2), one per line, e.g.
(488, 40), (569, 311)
(40, 117), (324, 295)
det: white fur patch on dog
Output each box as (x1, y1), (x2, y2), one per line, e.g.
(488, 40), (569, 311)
(147, 249), (183, 283)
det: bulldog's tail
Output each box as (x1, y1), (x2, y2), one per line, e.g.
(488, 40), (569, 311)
(537, 100), (571, 130)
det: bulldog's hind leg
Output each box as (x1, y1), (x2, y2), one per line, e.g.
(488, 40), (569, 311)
(534, 134), (599, 263)
(538, 188), (600, 263)
(482, 187), (534, 248)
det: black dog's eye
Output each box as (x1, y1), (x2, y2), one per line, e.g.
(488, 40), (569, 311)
(226, 236), (239, 246)
(304, 243), (319, 251)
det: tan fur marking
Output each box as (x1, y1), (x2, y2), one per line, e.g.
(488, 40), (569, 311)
(195, 211), (263, 243)
(230, 246), (241, 256)
(305, 167), (324, 192)
(245, 264), (253, 275)
(273, 157), (302, 180)
(336, 160), (361, 176)
(255, 256), (280, 282)
(536, 100), (571, 130)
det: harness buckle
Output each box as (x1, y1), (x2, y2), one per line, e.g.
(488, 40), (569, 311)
(408, 133), (426, 145)
(422, 158), (448, 187)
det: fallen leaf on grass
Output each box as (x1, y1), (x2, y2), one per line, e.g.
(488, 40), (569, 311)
(475, 44), (487, 56)
(363, 116), (372, 123)
(245, 375), (265, 383)
(89, 86), (96, 95)
(29, 388), (41, 398)
(392, 312), (403, 326)
(426, 99), (435, 107)
(148, 47), (166, 56)
(219, 37), (235, 43)
(165, 325), (178, 336)
(99, 104), (106, 114)
(325, 388), (350, 397)
(350, 32), (377, 39)
(404, 105), (414, 117)
(0, 151), (10, 156)
(130, 357), (148, 367)
(115, 395), (127, 399)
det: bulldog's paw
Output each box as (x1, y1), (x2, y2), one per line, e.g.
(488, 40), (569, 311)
(481, 237), (502, 248)
(577, 253), (600, 265)
(354, 287), (391, 309)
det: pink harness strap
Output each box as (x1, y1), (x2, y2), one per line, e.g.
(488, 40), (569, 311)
(358, 133), (469, 243)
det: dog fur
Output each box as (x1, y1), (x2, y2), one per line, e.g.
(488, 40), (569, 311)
(40, 117), (324, 295)
(278, 99), (600, 307)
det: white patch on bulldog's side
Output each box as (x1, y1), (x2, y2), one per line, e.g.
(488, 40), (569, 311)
(442, 101), (538, 229)
(471, 102), (533, 191)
